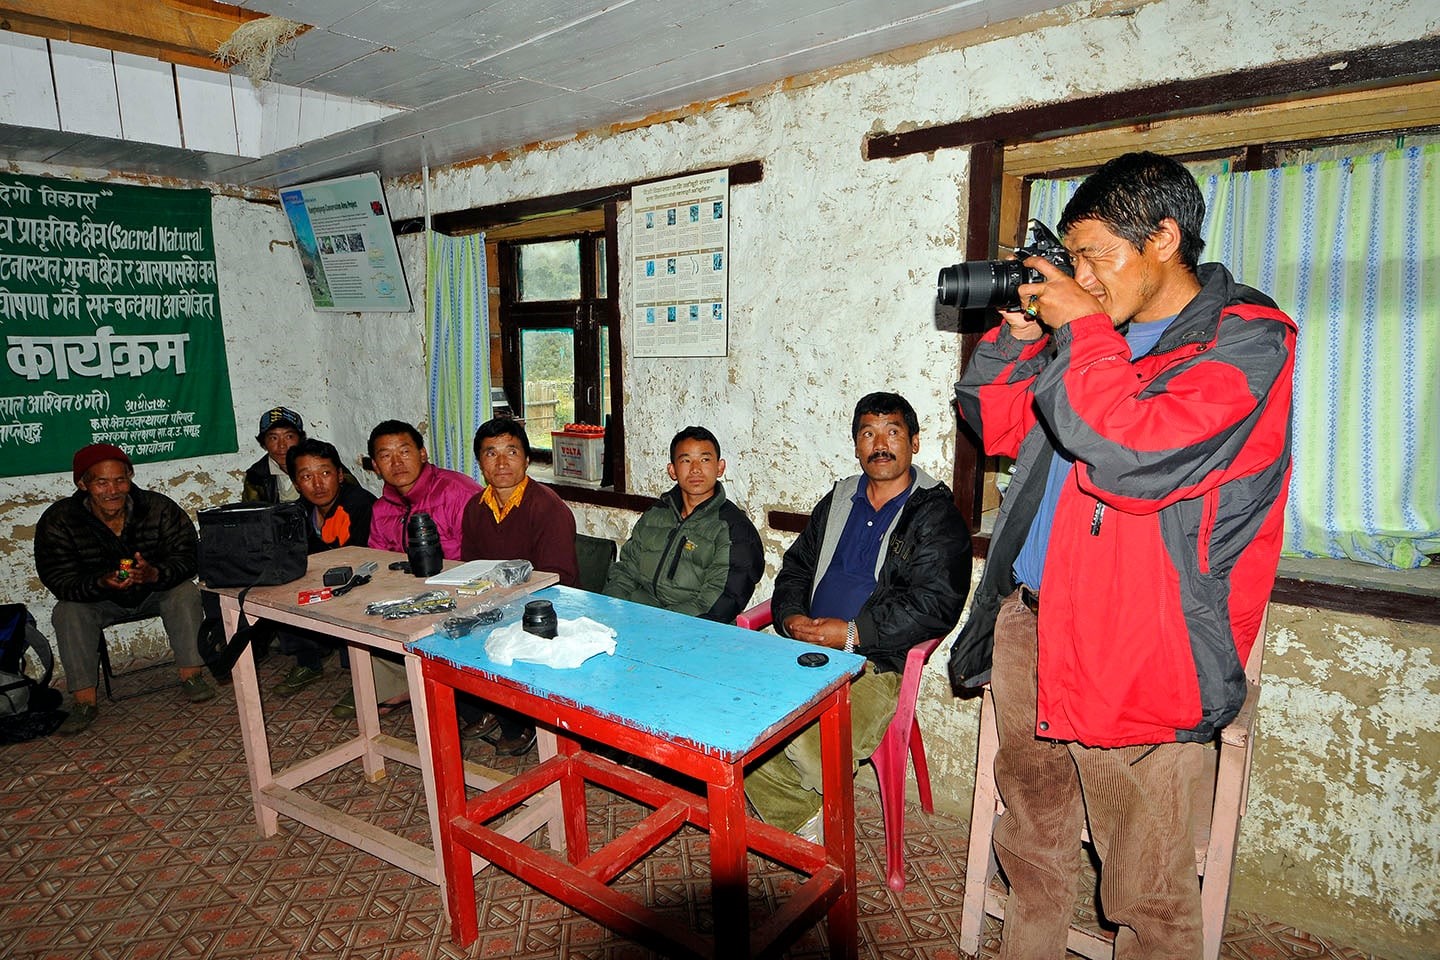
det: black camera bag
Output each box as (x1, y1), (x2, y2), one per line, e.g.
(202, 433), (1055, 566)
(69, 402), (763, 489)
(198, 501), (309, 588)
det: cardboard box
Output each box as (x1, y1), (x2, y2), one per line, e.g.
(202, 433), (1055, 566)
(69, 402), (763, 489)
(551, 431), (604, 481)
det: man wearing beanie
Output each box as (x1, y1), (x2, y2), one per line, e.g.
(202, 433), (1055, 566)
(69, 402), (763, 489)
(34, 443), (215, 735)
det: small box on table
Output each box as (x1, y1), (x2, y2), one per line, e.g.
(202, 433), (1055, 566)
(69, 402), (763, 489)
(551, 430), (604, 481)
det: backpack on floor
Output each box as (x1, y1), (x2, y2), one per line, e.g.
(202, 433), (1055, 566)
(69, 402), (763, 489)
(0, 604), (66, 744)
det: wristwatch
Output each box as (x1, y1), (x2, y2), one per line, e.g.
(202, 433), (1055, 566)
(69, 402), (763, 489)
(844, 620), (857, 655)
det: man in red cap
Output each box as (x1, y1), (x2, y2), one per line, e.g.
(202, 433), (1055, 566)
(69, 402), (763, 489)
(34, 443), (215, 735)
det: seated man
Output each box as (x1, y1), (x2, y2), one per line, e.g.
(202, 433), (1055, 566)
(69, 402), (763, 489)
(242, 406), (306, 504)
(270, 438), (378, 698)
(341, 420), (481, 718)
(604, 425), (763, 624)
(34, 444), (216, 736)
(457, 417), (580, 755)
(746, 392), (971, 838)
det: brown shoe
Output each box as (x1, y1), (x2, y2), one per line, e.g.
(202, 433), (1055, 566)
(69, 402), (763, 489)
(493, 726), (537, 756)
(460, 710), (500, 741)
(180, 674), (217, 703)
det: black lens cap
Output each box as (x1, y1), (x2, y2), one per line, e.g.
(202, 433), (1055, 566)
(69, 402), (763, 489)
(797, 652), (829, 668)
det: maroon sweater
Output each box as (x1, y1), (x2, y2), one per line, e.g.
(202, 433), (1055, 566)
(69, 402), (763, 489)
(459, 481), (580, 587)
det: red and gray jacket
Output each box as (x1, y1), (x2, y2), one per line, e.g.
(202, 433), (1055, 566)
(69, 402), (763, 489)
(949, 263), (1296, 747)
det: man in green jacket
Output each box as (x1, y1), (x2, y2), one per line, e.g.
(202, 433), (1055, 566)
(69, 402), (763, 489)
(603, 426), (763, 624)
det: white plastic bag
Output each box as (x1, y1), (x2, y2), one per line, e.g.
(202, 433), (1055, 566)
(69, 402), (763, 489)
(484, 616), (617, 669)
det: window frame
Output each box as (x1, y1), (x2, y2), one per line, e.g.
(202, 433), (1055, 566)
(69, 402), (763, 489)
(494, 210), (624, 486)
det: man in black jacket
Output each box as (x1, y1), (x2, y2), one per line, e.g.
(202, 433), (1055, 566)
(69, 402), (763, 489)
(35, 444), (214, 736)
(747, 392), (971, 838)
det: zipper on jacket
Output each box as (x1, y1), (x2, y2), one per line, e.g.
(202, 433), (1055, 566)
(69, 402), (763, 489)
(1198, 489), (1218, 574)
(651, 525), (686, 594)
(1090, 502), (1105, 536)
(666, 537), (689, 580)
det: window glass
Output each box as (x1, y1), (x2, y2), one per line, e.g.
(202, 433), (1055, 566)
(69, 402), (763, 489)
(595, 237), (607, 297)
(598, 334), (612, 422)
(520, 329), (575, 447)
(518, 240), (581, 301)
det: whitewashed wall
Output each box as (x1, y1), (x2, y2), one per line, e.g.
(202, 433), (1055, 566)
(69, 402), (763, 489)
(380, 0), (1439, 954)
(2, 0), (1436, 953)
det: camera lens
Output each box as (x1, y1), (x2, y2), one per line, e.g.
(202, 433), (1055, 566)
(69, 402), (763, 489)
(937, 260), (1026, 310)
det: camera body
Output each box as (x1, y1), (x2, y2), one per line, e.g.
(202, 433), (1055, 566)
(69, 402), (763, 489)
(937, 219), (1074, 311)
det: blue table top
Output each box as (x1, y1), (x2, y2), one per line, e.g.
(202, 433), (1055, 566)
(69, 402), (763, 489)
(408, 585), (865, 757)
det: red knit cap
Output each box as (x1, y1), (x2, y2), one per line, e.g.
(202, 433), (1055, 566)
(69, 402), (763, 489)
(72, 443), (132, 485)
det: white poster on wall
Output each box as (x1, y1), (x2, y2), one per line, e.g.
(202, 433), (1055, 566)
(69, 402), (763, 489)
(279, 171), (413, 312)
(630, 169), (729, 358)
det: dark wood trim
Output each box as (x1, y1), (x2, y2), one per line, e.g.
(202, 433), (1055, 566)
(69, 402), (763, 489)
(602, 202), (625, 492)
(766, 510), (809, 534)
(863, 37), (1440, 161)
(546, 480), (653, 514)
(394, 160), (764, 236)
(1269, 577), (1440, 625)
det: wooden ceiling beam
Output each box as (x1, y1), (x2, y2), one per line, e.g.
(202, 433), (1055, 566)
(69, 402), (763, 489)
(0, 0), (272, 72)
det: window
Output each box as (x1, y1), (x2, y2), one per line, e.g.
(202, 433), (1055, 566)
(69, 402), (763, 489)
(495, 210), (619, 473)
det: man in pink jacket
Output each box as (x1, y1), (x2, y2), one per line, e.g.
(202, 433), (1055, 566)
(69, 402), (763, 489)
(331, 419), (481, 718)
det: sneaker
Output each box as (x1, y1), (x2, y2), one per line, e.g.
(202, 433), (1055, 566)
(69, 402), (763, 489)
(56, 702), (98, 736)
(796, 812), (824, 844)
(273, 665), (324, 698)
(181, 673), (217, 703)
(331, 690), (356, 719)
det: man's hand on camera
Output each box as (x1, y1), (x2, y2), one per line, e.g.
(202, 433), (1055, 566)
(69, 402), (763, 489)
(1018, 256), (1104, 330)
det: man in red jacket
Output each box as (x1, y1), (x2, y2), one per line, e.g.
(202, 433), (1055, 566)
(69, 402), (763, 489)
(951, 152), (1296, 957)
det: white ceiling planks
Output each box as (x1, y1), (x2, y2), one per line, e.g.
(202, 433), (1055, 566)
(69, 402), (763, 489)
(0, 32), (59, 131)
(50, 40), (123, 139)
(115, 51), (183, 148)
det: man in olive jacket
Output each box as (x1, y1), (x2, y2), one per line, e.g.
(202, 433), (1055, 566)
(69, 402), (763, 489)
(604, 426), (763, 623)
(747, 392), (971, 837)
(34, 444), (215, 735)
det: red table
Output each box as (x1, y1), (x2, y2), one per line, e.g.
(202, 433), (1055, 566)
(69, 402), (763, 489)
(411, 585), (866, 958)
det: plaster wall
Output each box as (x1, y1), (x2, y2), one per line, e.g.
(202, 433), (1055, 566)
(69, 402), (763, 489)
(2, 0), (1436, 954)
(380, 0), (1439, 953)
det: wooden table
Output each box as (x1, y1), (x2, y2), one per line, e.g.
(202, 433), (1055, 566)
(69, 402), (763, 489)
(411, 585), (866, 959)
(207, 546), (562, 902)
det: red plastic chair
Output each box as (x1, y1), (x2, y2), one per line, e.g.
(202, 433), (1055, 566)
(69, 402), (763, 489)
(737, 598), (941, 891)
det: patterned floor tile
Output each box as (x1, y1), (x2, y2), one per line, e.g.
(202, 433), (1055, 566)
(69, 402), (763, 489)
(0, 653), (1397, 960)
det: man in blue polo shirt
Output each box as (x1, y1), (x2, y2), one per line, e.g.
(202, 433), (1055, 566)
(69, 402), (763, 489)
(748, 392), (971, 838)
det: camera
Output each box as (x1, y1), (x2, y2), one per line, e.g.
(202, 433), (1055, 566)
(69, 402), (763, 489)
(937, 219), (1074, 311)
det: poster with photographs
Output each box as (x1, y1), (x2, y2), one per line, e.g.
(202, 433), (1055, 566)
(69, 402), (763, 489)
(279, 172), (413, 312)
(631, 169), (729, 357)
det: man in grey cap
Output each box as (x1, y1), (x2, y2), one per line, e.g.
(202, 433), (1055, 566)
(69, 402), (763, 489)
(243, 406), (306, 503)
(34, 443), (215, 736)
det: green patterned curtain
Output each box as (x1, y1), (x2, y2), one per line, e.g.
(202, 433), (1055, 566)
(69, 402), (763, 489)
(425, 230), (489, 481)
(1028, 145), (1440, 569)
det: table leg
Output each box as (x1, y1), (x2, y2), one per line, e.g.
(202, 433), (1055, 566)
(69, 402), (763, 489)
(223, 598), (278, 836)
(408, 653), (450, 898)
(348, 644), (385, 782)
(819, 688), (858, 960)
(535, 727), (566, 856)
(708, 766), (751, 958)
(425, 669), (475, 944)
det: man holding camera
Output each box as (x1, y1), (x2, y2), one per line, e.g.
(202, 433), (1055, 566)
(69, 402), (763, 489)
(950, 152), (1296, 957)
(35, 444), (215, 735)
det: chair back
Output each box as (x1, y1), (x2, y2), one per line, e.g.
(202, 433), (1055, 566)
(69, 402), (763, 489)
(575, 534), (618, 592)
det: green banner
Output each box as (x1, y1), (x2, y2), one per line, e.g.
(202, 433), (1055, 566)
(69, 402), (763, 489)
(0, 174), (237, 478)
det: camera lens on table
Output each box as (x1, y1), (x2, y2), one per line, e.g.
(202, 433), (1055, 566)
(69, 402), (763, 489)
(522, 600), (558, 639)
(405, 511), (444, 577)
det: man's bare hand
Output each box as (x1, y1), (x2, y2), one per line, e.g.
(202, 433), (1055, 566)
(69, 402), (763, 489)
(783, 615), (848, 649)
(1016, 255), (1105, 330)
